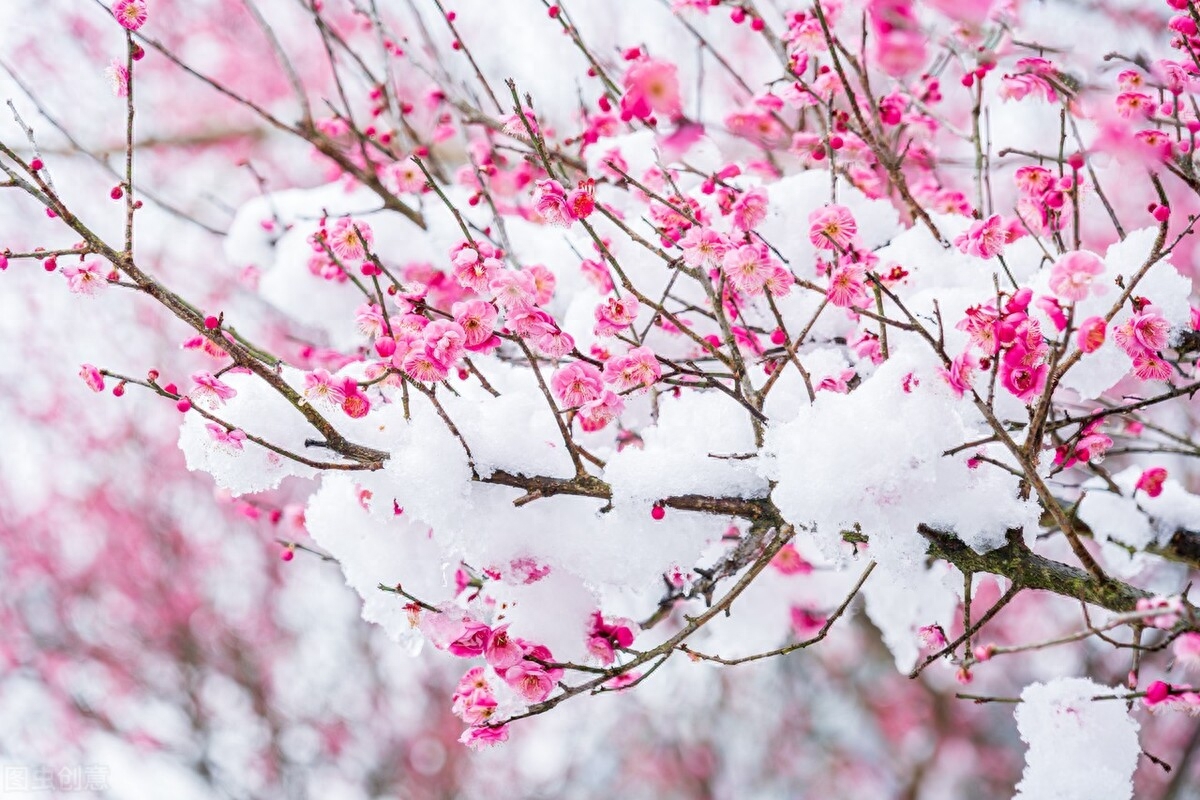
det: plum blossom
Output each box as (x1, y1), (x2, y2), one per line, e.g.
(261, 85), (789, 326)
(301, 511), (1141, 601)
(503, 662), (555, 703)
(587, 611), (637, 665)
(1131, 350), (1173, 381)
(579, 390), (624, 431)
(808, 205), (858, 250)
(1076, 316), (1107, 353)
(826, 263), (869, 308)
(1048, 251), (1105, 302)
(1114, 306), (1171, 355)
(730, 187), (768, 232)
(190, 372), (237, 408)
(452, 300), (499, 348)
(602, 347), (661, 391)
(940, 351), (977, 398)
(621, 58), (683, 121)
(79, 364), (105, 393)
(483, 626), (525, 671)
(953, 214), (1007, 259)
(1000, 355), (1048, 404)
(488, 272), (535, 312)
(533, 179), (576, 227)
(112, 0), (148, 30)
(679, 227), (728, 269)
(62, 261), (108, 295)
(594, 295), (640, 337)
(1174, 633), (1200, 674)
(721, 243), (774, 295)
(551, 362), (604, 408)
(327, 217), (373, 262)
(303, 369), (346, 408)
(451, 246), (501, 293)
(459, 724), (509, 750)
(339, 378), (371, 418)
(106, 59), (129, 98)
(1136, 467), (1168, 498)
(205, 424), (247, 453)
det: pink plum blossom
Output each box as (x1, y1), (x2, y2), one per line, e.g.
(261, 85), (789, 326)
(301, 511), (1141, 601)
(808, 205), (858, 250)
(1048, 251), (1105, 302)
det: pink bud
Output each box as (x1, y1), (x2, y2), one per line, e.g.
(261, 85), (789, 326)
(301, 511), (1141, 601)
(1068, 153), (1085, 171)
(110, 186), (124, 200)
(176, 398), (192, 413)
(204, 315), (219, 330)
(1145, 680), (1171, 705)
(1154, 204), (1172, 222)
(43, 257), (57, 273)
(30, 158), (43, 171)
(651, 504), (665, 521)
(113, 382), (126, 398)
(375, 336), (397, 357)
(770, 328), (786, 346)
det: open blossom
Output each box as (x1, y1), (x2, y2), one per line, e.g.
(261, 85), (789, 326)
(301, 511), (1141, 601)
(447, 620), (491, 658)
(954, 214), (1006, 259)
(808, 205), (858, 250)
(303, 369), (346, 408)
(459, 724), (509, 750)
(327, 217), (373, 262)
(918, 625), (948, 650)
(594, 295), (640, 337)
(79, 364), (105, 393)
(1000, 356), (1048, 404)
(602, 347), (661, 391)
(402, 344), (450, 383)
(191, 372), (237, 408)
(721, 243), (773, 295)
(62, 261), (107, 295)
(503, 662), (554, 703)
(1048, 250), (1104, 302)
(338, 378), (371, 418)
(533, 179), (575, 227)
(939, 351), (977, 398)
(567, 180), (596, 220)
(621, 58), (683, 121)
(1174, 633), (1200, 674)
(816, 369), (856, 394)
(451, 247), (501, 293)
(483, 626), (525, 671)
(730, 187), (768, 232)
(452, 300), (499, 348)
(423, 320), (466, 367)
(551, 362), (604, 408)
(355, 303), (388, 339)
(1131, 350), (1172, 381)
(489, 270), (536, 310)
(205, 424), (246, 452)
(106, 59), (129, 98)
(579, 390), (624, 432)
(112, 0), (148, 30)
(1075, 429), (1113, 463)
(826, 263), (869, 308)
(525, 264), (557, 305)
(587, 611), (637, 665)
(1076, 316), (1106, 353)
(1136, 467), (1168, 498)
(1114, 307), (1171, 355)
(678, 227), (728, 269)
